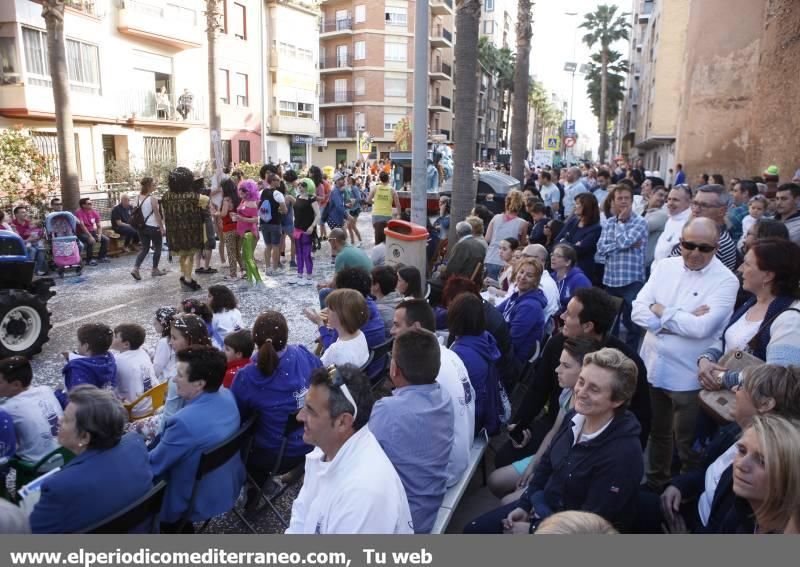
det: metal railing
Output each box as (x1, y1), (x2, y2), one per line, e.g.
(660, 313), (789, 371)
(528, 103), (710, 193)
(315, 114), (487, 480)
(66, 0), (99, 17)
(431, 26), (452, 43)
(322, 126), (355, 138)
(320, 90), (354, 104)
(430, 61), (452, 77)
(117, 90), (206, 122)
(430, 95), (451, 109)
(320, 55), (354, 69)
(321, 18), (353, 33)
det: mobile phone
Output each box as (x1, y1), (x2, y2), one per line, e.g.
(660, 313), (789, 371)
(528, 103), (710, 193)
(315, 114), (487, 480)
(508, 426), (526, 444)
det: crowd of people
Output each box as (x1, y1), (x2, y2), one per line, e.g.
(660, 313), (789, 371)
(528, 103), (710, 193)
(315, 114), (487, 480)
(2, 158), (800, 536)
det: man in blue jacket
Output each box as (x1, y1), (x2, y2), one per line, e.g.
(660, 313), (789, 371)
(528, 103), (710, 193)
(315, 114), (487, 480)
(150, 346), (245, 533)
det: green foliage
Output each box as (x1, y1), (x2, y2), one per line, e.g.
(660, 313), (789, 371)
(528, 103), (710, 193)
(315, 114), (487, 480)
(235, 162), (263, 181)
(0, 126), (57, 217)
(586, 50), (628, 123)
(104, 155), (177, 194)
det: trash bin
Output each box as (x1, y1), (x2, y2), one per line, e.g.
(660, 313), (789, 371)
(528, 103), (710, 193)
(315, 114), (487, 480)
(384, 220), (429, 277)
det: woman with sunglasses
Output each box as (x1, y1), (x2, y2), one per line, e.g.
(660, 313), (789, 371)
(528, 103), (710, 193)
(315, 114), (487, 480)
(698, 238), (800, 391)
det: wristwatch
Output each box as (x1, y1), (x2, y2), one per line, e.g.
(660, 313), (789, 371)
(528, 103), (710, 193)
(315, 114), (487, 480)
(696, 353), (714, 367)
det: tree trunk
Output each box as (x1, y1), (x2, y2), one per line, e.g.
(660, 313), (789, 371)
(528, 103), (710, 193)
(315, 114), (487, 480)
(511, 0), (533, 181)
(42, 1), (80, 211)
(448, 0), (482, 245)
(503, 90), (511, 147)
(599, 47), (609, 165)
(206, 1), (221, 182)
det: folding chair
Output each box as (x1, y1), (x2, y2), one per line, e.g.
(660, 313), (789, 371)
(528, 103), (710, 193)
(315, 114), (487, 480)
(10, 446), (74, 498)
(79, 480), (167, 534)
(358, 351), (375, 373)
(243, 410), (304, 529)
(175, 417), (256, 534)
(366, 337), (394, 387)
(124, 381), (169, 421)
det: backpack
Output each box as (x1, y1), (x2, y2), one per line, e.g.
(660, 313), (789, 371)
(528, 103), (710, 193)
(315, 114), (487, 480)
(258, 199), (273, 223)
(130, 196), (152, 230)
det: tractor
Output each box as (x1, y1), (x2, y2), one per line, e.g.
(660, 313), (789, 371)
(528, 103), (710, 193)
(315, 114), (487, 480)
(0, 229), (55, 359)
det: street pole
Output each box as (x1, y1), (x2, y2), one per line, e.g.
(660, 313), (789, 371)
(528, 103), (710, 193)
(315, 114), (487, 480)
(410, 0), (429, 227)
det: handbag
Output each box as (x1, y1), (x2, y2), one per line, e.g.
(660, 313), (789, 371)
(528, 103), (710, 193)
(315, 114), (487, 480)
(700, 349), (764, 424)
(130, 196), (152, 230)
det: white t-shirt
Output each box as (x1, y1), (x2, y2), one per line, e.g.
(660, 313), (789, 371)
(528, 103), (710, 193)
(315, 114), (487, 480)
(437, 347), (476, 487)
(698, 443), (737, 526)
(723, 313), (762, 353)
(1, 386), (63, 462)
(540, 184), (560, 207)
(152, 337), (175, 382)
(212, 309), (244, 339)
(321, 331), (369, 368)
(114, 349), (159, 417)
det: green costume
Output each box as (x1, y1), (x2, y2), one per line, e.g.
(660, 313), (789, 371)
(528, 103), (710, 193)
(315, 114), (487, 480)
(242, 231), (261, 284)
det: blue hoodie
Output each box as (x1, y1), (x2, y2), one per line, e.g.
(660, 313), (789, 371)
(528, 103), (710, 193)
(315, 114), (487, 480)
(57, 352), (116, 407)
(497, 289), (548, 365)
(552, 267), (593, 314)
(451, 332), (503, 435)
(231, 345), (322, 458)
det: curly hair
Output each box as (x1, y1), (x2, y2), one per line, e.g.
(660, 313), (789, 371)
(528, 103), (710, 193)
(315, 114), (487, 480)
(168, 166), (194, 193)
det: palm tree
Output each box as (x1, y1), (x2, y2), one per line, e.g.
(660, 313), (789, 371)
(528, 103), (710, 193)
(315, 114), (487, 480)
(448, 0), (483, 245)
(40, 0), (80, 211)
(528, 79), (549, 151)
(510, 0), (533, 181)
(585, 50), (628, 125)
(205, 1), (222, 181)
(495, 46), (514, 147)
(580, 4), (630, 164)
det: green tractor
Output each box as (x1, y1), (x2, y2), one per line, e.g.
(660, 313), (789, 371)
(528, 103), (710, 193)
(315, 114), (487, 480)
(0, 229), (55, 359)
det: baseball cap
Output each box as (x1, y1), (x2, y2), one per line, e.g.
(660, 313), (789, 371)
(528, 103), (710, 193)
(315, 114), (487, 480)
(764, 165), (780, 177)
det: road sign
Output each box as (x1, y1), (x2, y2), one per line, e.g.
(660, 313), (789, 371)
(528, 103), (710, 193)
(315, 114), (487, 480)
(533, 149), (554, 168)
(358, 131), (372, 155)
(545, 136), (560, 151)
(564, 137), (576, 148)
(564, 120), (576, 137)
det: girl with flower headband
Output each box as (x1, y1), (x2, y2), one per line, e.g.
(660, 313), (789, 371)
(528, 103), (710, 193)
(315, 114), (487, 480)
(152, 306), (178, 381)
(231, 310), (322, 501)
(180, 298), (223, 349)
(236, 179), (263, 284)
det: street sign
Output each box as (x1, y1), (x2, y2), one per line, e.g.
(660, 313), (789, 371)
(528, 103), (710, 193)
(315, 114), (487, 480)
(358, 131), (372, 154)
(315, 138), (327, 147)
(545, 136), (560, 151)
(564, 137), (576, 148)
(564, 119), (576, 137)
(292, 135), (314, 144)
(533, 149), (554, 168)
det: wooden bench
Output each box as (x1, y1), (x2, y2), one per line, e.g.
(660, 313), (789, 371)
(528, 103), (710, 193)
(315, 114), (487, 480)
(431, 429), (489, 534)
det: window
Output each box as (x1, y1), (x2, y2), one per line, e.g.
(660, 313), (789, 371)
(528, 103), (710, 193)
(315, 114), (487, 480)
(385, 7), (408, 26)
(279, 101), (297, 117)
(354, 77), (365, 96)
(384, 112), (405, 131)
(354, 5), (366, 23)
(354, 112), (365, 130)
(354, 41), (365, 60)
(221, 140), (232, 169)
(336, 114), (348, 136)
(143, 136), (176, 169)
(384, 42), (406, 62)
(297, 102), (314, 119)
(234, 72), (248, 106)
(31, 131), (82, 180)
(483, 20), (494, 34)
(384, 77), (406, 97)
(238, 140), (251, 163)
(22, 28), (100, 94)
(218, 69), (230, 104)
(0, 37), (21, 84)
(232, 2), (247, 40)
(485, 0), (495, 11)
(336, 44), (349, 66)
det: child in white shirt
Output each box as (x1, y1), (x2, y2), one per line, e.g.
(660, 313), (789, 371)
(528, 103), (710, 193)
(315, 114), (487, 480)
(208, 284), (244, 339)
(111, 324), (159, 418)
(738, 195), (767, 252)
(304, 289), (370, 368)
(151, 306), (177, 382)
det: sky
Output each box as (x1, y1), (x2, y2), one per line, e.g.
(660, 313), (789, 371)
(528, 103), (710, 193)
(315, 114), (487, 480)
(530, 0), (632, 158)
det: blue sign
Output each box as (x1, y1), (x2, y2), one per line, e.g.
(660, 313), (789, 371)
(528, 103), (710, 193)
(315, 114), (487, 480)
(564, 120), (576, 137)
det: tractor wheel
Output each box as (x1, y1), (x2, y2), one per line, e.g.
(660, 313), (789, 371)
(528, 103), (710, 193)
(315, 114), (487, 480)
(0, 290), (52, 359)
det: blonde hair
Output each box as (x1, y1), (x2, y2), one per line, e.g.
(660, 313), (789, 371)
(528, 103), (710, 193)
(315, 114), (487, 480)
(535, 511), (618, 535)
(750, 414), (800, 532)
(516, 257), (543, 289)
(582, 347), (638, 413)
(505, 190), (525, 214)
(325, 289), (368, 334)
(465, 215), (484, 236)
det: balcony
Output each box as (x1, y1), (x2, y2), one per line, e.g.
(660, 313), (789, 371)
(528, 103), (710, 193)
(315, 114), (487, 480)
(117, 0), (202, 50)
(634, 63), (641, 78)
(431, 128), (451, 140)
(320, 90), (355, 107)
(430, 0), (454, 16)
(638, 0), (653, 23)
(65, 0), (100, 17)
(117, 90), (206, 127)
(429, 61), (452, 80)
(322, 126), (356, 139)
(270, 115), (319, 136)
(430, 26), (453, 48)
(429, 95), (451, 111)
(320, 17), (353, 37)
(320, 55), (354, 73)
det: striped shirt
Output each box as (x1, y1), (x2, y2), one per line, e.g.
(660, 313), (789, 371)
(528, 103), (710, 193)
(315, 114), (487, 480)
(597, 213), (649, 287)
(669, 225), (739, 272)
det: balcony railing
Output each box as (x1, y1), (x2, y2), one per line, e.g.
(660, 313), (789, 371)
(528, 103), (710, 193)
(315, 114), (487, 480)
(430, 61), (452, 77)
(66, 0), (99, 17)
(321, 18), (353, 33)
(430, 95), (451, 110)
(432, 128), (451, 139)
(430, 27), (453, 43)
(320, 90), (354, 104)
(322, 126), (356, 138)
(320, 55), (354, 70)
(118, 90), (205, 123)
(430, 0), (454, 14)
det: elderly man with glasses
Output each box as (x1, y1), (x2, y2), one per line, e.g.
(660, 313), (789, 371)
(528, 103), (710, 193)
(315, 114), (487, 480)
(632, 217), (739, 491)
(668, 184), (739, 271)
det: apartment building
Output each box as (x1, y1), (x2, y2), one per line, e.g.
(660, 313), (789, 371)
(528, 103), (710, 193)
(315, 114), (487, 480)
(616, 0), (689, 177)
(480, 0), (515, 50)
(316, 0), (454, 166)
(0, 0), (321, 189)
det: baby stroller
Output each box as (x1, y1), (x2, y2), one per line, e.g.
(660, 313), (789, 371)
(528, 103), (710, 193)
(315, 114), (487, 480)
(45, 211), (82, 278)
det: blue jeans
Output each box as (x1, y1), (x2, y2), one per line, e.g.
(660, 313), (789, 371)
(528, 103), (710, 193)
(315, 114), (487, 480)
(607, 281), (644, 351)
(485, 263), (503, 281)
(27, 244), (47, 274)
(463, 500), (523, 534)
(318, 287), (333, 309)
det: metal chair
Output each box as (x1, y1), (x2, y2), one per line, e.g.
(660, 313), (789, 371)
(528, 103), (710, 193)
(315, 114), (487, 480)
(79, 480), (167, 534)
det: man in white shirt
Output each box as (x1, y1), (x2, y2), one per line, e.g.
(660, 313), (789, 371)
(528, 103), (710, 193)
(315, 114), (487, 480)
(631, 218), (739, 491)
(522, 244), (561, 321)
(562, 167), (588, 219)
(652, 185), (692, 266)
(0, 357), (63, 463)
(389, 299), (476, 487)
(538, 171), (560, 218)
(287, 365), (413, 534)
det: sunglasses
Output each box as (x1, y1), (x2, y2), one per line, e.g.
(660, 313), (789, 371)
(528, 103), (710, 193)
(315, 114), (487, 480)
(680, 240), (716, 253)
(326, 365), (357, 420)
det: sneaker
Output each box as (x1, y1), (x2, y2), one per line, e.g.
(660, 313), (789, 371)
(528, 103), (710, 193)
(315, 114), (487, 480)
(289, 260), (297, 268)
(151, 268), (167, 277)
(180, 276), (193, 291)
(195, 267), (209, 274)
(130, 269), (141, 281)
(89, 259), (98, 266)
(286, 276), (299, 285)
(205, 267), (218, 274)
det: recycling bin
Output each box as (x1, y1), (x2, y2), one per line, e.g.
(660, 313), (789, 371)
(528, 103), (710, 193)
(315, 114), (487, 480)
(384, 219), (429, 277)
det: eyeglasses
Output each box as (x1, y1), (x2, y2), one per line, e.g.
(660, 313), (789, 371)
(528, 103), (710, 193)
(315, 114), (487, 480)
(680, 240), (716, 253)
(690, 200), (722, 210)
(326, 365), (357, 421)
